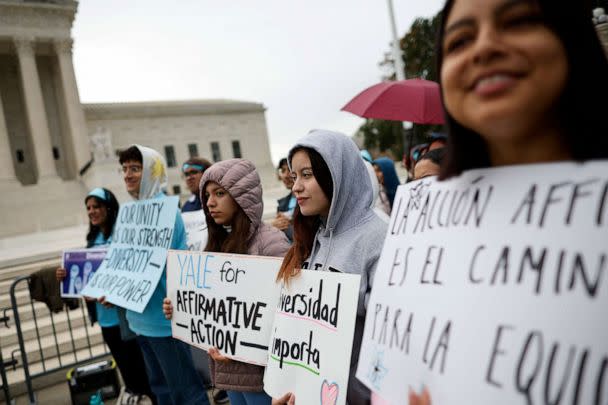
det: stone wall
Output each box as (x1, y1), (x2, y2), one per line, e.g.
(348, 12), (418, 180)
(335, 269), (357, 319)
(83, 101), (276, 202)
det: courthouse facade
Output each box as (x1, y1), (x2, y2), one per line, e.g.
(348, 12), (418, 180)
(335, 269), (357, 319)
(0, 1), (274, 238)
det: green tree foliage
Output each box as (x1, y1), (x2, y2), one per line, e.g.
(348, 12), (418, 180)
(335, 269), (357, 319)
(360, 119), (403, 156)
(400, 13), (441, 81)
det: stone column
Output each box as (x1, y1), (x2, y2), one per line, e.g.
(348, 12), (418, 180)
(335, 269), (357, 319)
(14, 37), (57, 180)
(0, 91), (18, 182)
(54, 38), (90, 177)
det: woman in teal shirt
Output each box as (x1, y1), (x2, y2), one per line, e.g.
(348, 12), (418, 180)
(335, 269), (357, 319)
(57, 188), (155, 404)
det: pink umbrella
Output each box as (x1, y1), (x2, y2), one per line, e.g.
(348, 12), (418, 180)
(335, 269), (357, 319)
(341, 78), (444, 124)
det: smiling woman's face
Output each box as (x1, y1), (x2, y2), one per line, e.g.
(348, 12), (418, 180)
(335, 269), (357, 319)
(440, 0), (568, 148)
(290, 150), (330, 218)
(86, 198), (108, 227)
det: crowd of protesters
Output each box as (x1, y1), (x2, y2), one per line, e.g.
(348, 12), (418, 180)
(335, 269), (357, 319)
(53, 0), (608, 404)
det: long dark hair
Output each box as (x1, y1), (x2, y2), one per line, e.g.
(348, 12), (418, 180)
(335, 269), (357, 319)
(204, 206), (250, 254)
(277, 147), (333, 284)
(85, 189), (119, 247)
(436, 0), (608, 179)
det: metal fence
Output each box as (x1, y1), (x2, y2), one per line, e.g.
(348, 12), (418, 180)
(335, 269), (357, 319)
(0, 344), (14, 404)
(6, 275), (110, 404)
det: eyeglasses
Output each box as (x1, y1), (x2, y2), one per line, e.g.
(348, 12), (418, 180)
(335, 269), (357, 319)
(183, 170), (201, 178)
(119, 165), (143, 175)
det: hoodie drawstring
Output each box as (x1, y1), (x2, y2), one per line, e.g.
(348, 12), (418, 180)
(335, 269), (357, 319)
(308, 230), (321, 268)
(321, 228), (334, 273)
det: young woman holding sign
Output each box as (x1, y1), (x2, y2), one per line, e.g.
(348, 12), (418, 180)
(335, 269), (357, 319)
(56, 188), (154, 404)
(272, 130), (388, 405)
(408, 0), (608, 403)
(163, 158), (290, 405)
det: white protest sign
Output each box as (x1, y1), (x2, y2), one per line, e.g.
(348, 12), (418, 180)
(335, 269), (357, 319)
(181, 210), (208, 251)
(81, 196), (179, 313)
(264, 270), (361, 405)
(356, 161), (608, 404)
(167, 250), (283, 365)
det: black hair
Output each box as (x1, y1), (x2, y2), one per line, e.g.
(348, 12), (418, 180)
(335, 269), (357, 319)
(436, 0), (608, 179)
(419, 147), (447, 166)
(278, 158), (288, 170)
(118, 146), (143, 165)
(85, 188), (120, 247)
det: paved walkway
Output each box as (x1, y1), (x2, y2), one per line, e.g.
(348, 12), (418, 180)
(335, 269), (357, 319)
(12, 382), (92, 405)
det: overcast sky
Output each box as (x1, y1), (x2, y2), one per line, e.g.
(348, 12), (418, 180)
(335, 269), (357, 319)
(72, 0), (445, 164)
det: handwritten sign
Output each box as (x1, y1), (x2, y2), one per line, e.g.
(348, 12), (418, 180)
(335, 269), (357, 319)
(356, 161), (608, 404)
(167, 250), (283, 365)
(60, 248), (107, 298)
(81, 196), (179, 313)
(264, 270), (361, 405)
(182, 211), (208, 251)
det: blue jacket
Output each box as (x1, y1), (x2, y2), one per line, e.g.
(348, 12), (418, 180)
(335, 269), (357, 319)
(182, 193), (202, 212)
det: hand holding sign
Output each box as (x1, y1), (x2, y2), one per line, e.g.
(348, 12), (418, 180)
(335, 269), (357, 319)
(408, 388), (431, 405)
(208, 347), (231, 363)
(56, 267), (66, 281)
(272, 393), (295, 405)
(162, 297), (173, 319)
(98, 296), (114, 308)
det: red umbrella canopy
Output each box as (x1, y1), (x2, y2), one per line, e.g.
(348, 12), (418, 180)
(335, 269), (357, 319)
(342, 78), (445, 124)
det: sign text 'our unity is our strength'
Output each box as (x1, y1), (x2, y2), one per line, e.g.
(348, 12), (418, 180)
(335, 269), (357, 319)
(81, 196), (179, 313)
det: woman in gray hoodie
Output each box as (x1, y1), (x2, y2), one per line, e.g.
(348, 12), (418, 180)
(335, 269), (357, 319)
(274, 130), (388, 405)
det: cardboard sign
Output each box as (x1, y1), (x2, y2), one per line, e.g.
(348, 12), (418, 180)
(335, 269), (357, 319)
(167, 250), (283, 365)
(182, 210), (208, 251)
(356, 161), (608, 404)
(81, 196), (179, 313)
(60, 248), (107, 298)
(264, 270), (361, 405)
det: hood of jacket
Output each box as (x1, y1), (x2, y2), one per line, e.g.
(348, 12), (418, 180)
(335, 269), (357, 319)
(199, 159), (263, 239)
(363, 160), (380, 209)
(288, 129), (373, 237)
(373, 156), (400, 207)
(131, 145), (168, 200)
